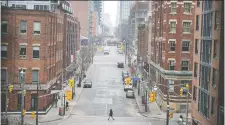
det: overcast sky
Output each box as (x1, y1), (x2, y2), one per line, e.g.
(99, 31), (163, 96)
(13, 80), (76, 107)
(104, 1), (117, 27)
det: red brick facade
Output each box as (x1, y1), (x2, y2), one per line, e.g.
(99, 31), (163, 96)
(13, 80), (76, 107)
(149, 1), (194, 112)
(1, 8), (64, 111)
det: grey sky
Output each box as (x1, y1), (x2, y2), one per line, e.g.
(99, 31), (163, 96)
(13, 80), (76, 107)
(104, 1), (117, 27)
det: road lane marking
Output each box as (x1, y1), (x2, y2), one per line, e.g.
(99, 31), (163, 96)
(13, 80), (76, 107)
(149, 122), (152, 125)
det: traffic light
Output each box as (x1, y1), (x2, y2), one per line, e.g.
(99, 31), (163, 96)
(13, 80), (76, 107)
(66, 91), (72, 101)
(169, 112), (173, 119)
(150, 92), (154, 102)
(22, 109), (26, 116)
(31, 111), (35, 119)
(69, 79), (75, 88)
(180, 88), (183, 96)
(125, 78), (131, 85)
(9, 85), (13, 93)
(186, 84), (189, 90)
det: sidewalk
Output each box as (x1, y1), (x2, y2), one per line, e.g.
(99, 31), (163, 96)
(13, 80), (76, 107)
(134, 88), (191, 123)
(9, 64), (94, 125)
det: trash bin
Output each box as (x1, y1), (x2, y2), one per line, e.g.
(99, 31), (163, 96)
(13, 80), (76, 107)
(59, 107), (64, 116)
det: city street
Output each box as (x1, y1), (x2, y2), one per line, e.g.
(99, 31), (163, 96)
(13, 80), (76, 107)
(70, 46), (140, 117)
(37, 46), (169, 125)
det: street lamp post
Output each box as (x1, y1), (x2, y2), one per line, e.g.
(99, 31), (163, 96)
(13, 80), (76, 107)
(145, 89), (148, 112)
(36, 72), (39, 125)
(20, 69), (25, 125)
(166, 85), (170, 125)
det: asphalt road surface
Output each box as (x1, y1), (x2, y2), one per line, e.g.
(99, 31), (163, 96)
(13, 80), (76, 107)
(71, 46), (140, 117)
(47, 46), (169, 125)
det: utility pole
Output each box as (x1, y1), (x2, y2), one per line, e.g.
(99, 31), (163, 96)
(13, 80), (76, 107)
(5, 73), (9, 124)
(20, 69), (25, 125)
(61, 70), (64, 106)
(186, 91), (189, 125)
(63, 94), (66, 115)
(145, 89), (148, 112)
(125, 40), (127, 64)
(36, 72), (39, 125)
(166, 85), (170, 125)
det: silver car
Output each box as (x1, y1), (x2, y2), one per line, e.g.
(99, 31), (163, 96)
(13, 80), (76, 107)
(126, 90), (135, 98)
(83, 80), (92, 88)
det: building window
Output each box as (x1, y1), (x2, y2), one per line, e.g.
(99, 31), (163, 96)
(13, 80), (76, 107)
(170, 22), (176, 33)
(196, 15), (199, 31)
(213, 40), (217, 58)
(183, 2), (192, 13)
(181, 61), (189, 71)
(32, 70), (39, 83)
(169, 41), (175, 51)
(169, 60), (175, 70)
(20, 45), (26, 56)
(197, 0), (200, 7)
(211, 97), (215, 115)
(215, 11), (219, 29)
(171, 2), (177, 13)
(33, 46), (40, 58)
(182, 41), (190, 51)
(198, 90), (210, 118)
(168, 80), (174, 92)
(33, 22), (40, 34)
(183, 22), (191, 33)
(195, 39), (199, 54)
(1, 69), (7, 82)
(194, 63), (198, 78)
(1, 45), (7, 58)
(193, 86), (196, 101)
(212, 68), (216, 88)
(1, 21), (8, 34)
(20, 21), (27, 34)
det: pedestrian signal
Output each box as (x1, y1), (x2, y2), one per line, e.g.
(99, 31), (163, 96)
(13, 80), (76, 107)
(31, 111), (35, 118)
(24, 90), (26, 96)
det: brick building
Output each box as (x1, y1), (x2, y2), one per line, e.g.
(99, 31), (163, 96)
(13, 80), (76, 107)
(1, 6), (64, 111)
(191, 1), (224, 125)
(149, 1), (195, 112)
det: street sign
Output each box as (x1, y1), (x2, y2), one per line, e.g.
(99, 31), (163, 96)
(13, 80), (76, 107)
(132, 77), (140, 81)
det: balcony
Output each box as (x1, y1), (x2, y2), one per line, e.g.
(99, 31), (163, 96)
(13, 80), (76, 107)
(61, 3), (73, 14)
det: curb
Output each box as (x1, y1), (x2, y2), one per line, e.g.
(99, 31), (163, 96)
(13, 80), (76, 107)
(38, 64), (94, 123)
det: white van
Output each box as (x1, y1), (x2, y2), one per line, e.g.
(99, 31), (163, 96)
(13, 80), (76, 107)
(104, 47), (110, 54)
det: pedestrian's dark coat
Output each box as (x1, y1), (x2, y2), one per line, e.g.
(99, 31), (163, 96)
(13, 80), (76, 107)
(109, 109), (113, 116)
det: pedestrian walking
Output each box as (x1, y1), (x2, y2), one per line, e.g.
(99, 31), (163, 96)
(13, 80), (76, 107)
(108, 109), (115, 120)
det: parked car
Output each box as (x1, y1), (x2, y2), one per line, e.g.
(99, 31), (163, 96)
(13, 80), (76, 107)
(83, 79), (92, 88)
(124, 85), (133, 91)
(126, 89), (135, 98)
(118, 50), (123, 54)
(117, 62), (124, 68)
